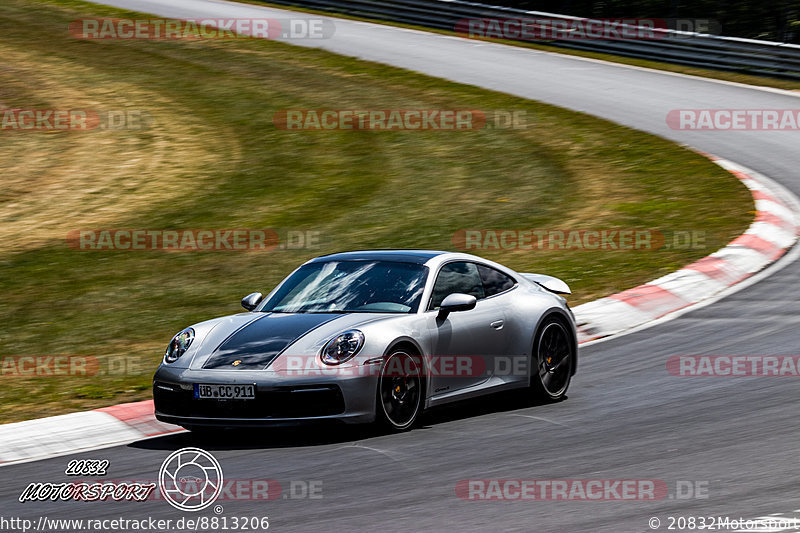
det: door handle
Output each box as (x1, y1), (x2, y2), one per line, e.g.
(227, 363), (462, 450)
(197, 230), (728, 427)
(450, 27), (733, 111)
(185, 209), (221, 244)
(490, 320), (504, 330)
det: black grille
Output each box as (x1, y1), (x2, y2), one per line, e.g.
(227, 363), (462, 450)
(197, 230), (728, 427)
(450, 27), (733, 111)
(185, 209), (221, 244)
(154, 382), (345, 419)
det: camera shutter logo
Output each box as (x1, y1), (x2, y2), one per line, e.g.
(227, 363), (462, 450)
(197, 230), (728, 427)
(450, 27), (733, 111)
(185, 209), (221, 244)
(159, 447), (223, 511)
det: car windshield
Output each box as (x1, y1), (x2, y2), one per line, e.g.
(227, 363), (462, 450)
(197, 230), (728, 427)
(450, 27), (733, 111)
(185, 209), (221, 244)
(260, 260), (429, 314)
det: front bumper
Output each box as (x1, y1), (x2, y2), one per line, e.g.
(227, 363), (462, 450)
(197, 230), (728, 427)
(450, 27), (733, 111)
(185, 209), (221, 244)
(153, 365), (378, 427)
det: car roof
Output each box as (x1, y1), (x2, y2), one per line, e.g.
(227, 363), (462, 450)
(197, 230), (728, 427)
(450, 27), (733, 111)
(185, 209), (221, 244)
(307, 249), (450, 264)
(303, 250), (522, 280)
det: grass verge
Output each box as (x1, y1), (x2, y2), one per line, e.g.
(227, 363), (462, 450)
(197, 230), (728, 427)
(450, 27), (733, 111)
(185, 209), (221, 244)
(0, 0), (751, 422)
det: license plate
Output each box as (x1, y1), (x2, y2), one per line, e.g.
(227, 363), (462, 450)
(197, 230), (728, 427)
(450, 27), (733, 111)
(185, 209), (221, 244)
(194, 383), (256, 400)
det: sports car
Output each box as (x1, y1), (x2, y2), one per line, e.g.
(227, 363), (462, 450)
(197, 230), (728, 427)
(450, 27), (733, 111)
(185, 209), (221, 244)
(153, 250), (577, 431)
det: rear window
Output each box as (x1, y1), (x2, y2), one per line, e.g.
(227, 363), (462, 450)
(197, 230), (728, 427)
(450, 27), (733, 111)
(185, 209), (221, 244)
(477, 264), (516, 297)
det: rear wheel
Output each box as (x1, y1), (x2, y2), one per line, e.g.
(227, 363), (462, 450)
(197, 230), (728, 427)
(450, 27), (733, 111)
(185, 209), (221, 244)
(531, 317), (574, 401)
(376, 350), (423, 431)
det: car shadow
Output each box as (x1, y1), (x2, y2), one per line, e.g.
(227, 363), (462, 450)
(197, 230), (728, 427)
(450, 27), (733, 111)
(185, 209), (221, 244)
(420, 389), (563, 428)
(128, 389), (564, 452)
(129, 422), (381, 451)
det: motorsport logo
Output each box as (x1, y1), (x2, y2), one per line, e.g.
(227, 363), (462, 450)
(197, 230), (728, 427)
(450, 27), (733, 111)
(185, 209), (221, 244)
(159, 448), (223, 511)
(17, 449), (320, 508)
(17, 448), (223, 510)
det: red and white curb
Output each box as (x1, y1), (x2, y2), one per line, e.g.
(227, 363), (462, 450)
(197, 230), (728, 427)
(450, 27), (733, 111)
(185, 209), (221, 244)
(573, 156), (800, 344)
(1, 158), (799, 466)
(0, 400), (180, 465)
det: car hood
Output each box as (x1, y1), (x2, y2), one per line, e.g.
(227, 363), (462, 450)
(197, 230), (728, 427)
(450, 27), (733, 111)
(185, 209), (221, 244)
(186, 312), (392, 371)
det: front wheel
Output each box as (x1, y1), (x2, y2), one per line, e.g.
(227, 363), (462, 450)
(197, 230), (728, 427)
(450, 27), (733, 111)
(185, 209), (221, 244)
(531, 317), (574, 401)
(376, 350), (423, 431)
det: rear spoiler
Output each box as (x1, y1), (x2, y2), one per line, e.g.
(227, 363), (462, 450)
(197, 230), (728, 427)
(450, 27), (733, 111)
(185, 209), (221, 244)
(520, 273), (571, 295)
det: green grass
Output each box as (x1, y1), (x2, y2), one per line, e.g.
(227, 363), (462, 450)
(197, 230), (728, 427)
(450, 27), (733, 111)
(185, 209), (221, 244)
(0, 0), (752, 422)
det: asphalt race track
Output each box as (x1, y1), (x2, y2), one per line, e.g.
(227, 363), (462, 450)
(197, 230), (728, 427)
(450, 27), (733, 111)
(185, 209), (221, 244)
(3, 1), (800, 531)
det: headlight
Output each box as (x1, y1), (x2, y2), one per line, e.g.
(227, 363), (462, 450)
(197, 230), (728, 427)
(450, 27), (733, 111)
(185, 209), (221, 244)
(165, 328), (195, 363)
(321, 330), (364, 365)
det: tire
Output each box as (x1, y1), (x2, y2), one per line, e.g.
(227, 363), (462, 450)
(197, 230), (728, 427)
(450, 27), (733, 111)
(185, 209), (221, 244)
(530, 316), (574, 401)
(376, 350), (423, 431)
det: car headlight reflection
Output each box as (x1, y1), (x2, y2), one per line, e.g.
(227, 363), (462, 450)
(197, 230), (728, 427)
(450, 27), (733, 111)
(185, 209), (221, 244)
(321, 330), (364, 365)
(165, 328), (195, 363)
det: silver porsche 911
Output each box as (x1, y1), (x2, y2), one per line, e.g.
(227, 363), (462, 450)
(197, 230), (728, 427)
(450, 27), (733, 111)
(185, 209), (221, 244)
(153, 250), (577, 431)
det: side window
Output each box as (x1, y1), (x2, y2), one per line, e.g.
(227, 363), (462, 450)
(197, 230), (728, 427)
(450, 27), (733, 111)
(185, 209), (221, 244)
(428, 262), (485, 310)
(478, 264), (516, 297)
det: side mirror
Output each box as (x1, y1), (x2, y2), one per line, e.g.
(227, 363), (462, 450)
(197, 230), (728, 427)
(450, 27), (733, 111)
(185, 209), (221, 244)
(437, 293), (477, 320)
(241, 292), (263, 311)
